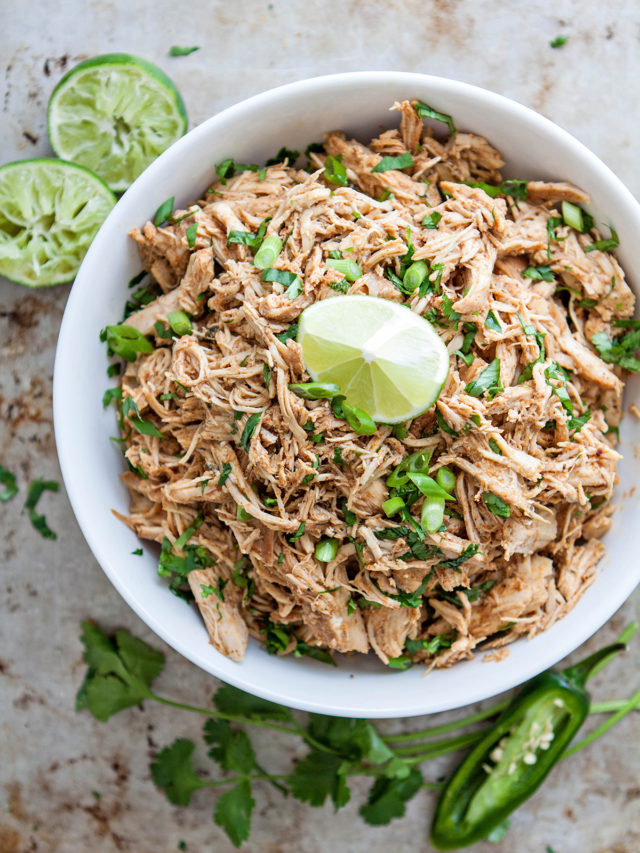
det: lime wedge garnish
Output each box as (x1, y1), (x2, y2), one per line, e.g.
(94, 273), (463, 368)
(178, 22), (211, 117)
(0, 158), (116, 287)
(47, 53), (188, 192)
(297, 295), (449, 423)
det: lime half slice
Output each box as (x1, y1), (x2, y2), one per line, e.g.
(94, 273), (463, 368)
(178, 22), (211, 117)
(48, 53), (188, 192)
(297, 295), (449, 423)
(0, 159), (116, 287)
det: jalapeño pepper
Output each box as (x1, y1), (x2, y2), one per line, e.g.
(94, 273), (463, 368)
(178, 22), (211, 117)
(430, 643), (625, 849)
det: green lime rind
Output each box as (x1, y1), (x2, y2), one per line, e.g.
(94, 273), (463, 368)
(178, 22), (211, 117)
(0, 158), (116, 288)
(47, 53), (188, 193)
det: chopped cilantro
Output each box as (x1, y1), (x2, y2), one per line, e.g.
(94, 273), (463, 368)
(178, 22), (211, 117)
(240, 413), (261, 451)
(24, 477), (59, 539)
(584, 226), (619, 254)
(371, 153), (415, 173)
(485, 310), (502, 333)
(153, 196), (174, 227)
(169, 45), (200, 56)
(0, 464), (18, 502)
(523, 265), (555, 282)
(464, 359), (503, 399)
(482, 492), (510, 518)
(415, 101), (456, 136)
(422, 211), (442, 229)
(275, 321), (299, 344)
(550, 35), (569, 48)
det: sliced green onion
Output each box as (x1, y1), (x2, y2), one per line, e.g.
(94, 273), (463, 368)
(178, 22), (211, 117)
(382, 496), (406, 517)
(288, 382), (341, 400)
(342, 401), (376, 434)
(562, 200), (585, 232)
(435, 466), (456, 494)
(167, 310), (192, 336)
(408, 472), (455, 501)
(403, 260), (429, 293)
(326, 258), (362, 281)
(315, 538), (339, 562)
(421, 497), (445, 533)
(386, 451), (433, 487)
(236, 505), (253, 522)
(254, 235), (283, 269)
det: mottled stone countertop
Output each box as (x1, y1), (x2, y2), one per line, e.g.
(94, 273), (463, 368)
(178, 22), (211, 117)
(1, 1), (639, 851)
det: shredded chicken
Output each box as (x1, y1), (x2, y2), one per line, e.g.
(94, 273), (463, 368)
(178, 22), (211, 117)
(113, 99), (632, 670)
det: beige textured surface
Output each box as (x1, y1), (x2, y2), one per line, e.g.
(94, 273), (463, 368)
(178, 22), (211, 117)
(1, 1), (639, 851)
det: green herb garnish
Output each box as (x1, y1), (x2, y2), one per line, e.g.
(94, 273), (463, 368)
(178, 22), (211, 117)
(371, 153), (415, 173)
(169, 45), (200, 56)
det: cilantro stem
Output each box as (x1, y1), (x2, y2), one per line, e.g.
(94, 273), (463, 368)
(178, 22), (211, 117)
(384, 623), (637, 746)
(201, 773), (290, 787)
(150, 693), (334, 752)
(400, 730), (484, 761)
(562, 688), (640, 759)
(151, 694), (299, 736)
(383, 700), (508, 744)
(591, 699), (639, 713)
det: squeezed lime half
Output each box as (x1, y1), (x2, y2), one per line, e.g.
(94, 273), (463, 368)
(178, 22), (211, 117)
(0, 158), (116, 287)
(297, 295), (449, 423)
(47, 53), (188, 192)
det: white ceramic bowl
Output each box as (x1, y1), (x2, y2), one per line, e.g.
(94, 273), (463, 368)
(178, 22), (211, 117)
(54, 72), (640, 718)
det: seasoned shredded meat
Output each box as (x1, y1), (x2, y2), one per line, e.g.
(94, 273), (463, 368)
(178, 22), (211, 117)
(113, 99), (631, 670)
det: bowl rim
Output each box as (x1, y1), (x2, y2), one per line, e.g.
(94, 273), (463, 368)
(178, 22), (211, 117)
(54, 70), (640, 717)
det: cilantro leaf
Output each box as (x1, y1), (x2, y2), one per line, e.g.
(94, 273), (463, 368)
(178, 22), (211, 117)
(568, 410), (591, 433)
(435, 543), (479, 571)
(77, 622), (164, 721)
(405, 630), (457, 655)
(212, 685), (293, 723)
(359, 767), (423, 825)
(203, 721), (256, 775)
(544, 362), (574, 412)
(186, 223), (197, 248)
(415, 101), (456, 136)
(371, 153), (415, 173)
(584, 226), (619, 254)
(422, 211), (442, 229)
(289, 750), (350, 808)
(550, 35), (568, 48)
(441, 294), (461, 327)
(240, 412), (261, 451)
(482, 492), (511, 518)
(546, 215), (564, 257)
(151, 739), (206, 806)
(154, 196), (174, 227)
(214, 780), (255, 848)
(24, 477), (59, 540)
(275, 321), (299, 344)
(265, 146), (300, 166)
(523, 265), (554, 282)
(0, 464), (18, 502)
(464, 359), (503, 399)
(307, 716), (394, 764)
(592, 328), (640, 372)
(485, 310), (502, 333)
(169, 45), (200, 56)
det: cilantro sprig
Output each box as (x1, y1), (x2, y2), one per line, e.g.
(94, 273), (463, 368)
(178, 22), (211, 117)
(76, 622), (640, 849)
